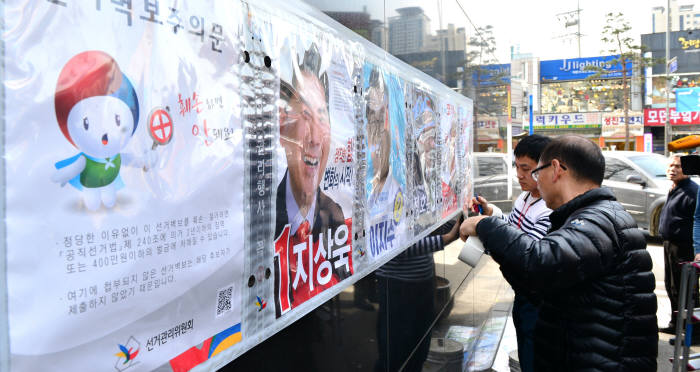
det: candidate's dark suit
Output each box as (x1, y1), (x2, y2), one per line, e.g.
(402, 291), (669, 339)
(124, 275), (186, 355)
(275, 171), (347, 247)
(273, 171), (352, 316)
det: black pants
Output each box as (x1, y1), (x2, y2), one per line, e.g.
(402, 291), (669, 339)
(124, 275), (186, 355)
(512, 293), (538, 372)
(375, 275), (435, 372)
(664, 240), (699, 322)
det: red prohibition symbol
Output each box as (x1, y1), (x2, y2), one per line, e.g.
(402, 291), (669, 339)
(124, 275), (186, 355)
(148, 107), (174, 148)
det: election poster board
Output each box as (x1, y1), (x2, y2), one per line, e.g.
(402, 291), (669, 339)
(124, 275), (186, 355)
(409, 87), (440, 234)
(458, 103), (475, 214)
(363, 64), (408, 259)
(272, 26), (355, 318)
(1, 1), (476, 371)
(440, 98), (461, 218)
(4, 1), (245, 371)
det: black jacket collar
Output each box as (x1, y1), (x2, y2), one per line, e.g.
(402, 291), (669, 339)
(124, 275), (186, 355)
(549, 187), (616, 231)
(670, 178), (692, 194)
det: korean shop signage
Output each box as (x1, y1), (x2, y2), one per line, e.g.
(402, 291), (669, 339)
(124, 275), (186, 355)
(540, 55), (632, 82)
(526, 112), (602, 129)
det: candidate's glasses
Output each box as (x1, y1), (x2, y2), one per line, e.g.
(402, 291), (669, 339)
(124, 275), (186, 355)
(531, 162), (567, 182)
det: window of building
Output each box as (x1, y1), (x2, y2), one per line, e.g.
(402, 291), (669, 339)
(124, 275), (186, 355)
(541, 79), (628, 114)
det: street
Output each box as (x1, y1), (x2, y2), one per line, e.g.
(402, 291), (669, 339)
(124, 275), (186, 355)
(648, 237), (700, 369)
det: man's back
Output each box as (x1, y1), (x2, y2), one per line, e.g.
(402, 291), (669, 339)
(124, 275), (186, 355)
(477, 188), (658, 371)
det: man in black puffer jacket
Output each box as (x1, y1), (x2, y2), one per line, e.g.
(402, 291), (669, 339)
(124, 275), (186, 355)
(658, 154), (699, 335)
(460, 135), (657, 371)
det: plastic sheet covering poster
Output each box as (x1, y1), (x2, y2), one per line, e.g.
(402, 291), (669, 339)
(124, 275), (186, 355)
(459, 103), (474, 212)
(440, 99), (460, 218)
(410, 87), (439, 232)
(273, 31), (354, 318)
(363, 64), (408, 259)
(4, 2), (244, 371)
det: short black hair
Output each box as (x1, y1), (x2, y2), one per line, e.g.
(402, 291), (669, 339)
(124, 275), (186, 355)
(540, 135), (605, 185)
(514, 134), (552, 163)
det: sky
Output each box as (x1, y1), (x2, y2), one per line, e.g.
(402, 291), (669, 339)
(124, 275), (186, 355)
(306, 0), (698, 63)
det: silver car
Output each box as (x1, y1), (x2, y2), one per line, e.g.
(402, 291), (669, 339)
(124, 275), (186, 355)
(601, 151), (673, 237)
(473, 152), (517, 213)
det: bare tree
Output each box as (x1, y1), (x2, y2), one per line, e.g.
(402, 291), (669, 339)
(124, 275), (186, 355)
(585, 12), (662, 150)
(460, 25), (507, 151)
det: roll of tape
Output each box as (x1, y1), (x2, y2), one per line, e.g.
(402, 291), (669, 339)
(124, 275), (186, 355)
(458, 237), (484, 268)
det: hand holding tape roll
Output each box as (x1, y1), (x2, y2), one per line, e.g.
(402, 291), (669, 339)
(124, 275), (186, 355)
(458, 236), (484, 268)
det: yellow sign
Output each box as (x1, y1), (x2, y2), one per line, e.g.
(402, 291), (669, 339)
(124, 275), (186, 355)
(393, 191), (404, 224)
(679, 37), (700, 50)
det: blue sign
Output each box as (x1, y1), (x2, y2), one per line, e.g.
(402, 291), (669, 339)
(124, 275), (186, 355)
(669, 58), (678, 73)
(540, 55), (633, 82)
(676, 87), (700, 112)
(473, 64), (510, 87)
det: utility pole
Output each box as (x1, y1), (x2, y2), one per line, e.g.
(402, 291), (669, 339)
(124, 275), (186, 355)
(555, 2), (583, 58)
(664, 0), (671, 156)
(577, 0), (581, 58)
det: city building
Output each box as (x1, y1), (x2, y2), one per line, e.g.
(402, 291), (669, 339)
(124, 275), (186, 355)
(424, 23), (467, 52)
(394, 50), (466, 88)
(531, 55), (641, 150)
(652, 0), (700, 32)
(370, 19), (388, 50)
(642, 30), (700, 151)
(388, 7), (431, 55)
(323, 10), (372, 40)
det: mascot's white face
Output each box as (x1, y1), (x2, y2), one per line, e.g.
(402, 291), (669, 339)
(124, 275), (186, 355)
(67, 96), (134, 158)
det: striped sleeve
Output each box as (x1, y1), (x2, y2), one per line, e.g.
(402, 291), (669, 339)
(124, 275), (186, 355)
(398, 235), (444, 258)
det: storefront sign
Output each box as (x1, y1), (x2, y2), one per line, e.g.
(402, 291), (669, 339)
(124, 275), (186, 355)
(644, 133), (653, 153)
(601, 111), (644, 138)
(476, 116), (500, 140)
(540, 55), (632, 82)
(679, 37), (700, 50)
(676, 87), (700, 113)
(642, 31), (700, 75)
(526, 112), (602, 129)
(644, 107), (700, 126)
(473, 64), (511, 87)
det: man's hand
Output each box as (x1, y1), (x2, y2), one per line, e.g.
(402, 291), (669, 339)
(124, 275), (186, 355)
(442, 214), (463, 245)
(695, 253), (700, 262)
(460, 215), (487, 241)
(470, 196), (493, 216)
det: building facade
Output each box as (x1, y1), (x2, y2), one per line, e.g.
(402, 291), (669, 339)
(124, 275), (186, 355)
(388, 7), (431, 55)
(642, 29), (700, 151)
(652, 0), (700, 33)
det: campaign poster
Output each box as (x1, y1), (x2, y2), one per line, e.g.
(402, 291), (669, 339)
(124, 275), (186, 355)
(363, 64), (408, 259)
(272, 32), (354, 318)
(4, 2), (244, 371)
(440, 99), (460, 218)
(459, 103), (475, 213)
(410, 88), (439, 233)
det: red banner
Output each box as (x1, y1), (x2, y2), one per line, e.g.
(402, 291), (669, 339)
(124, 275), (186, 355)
(273, 220), (353, 317)
(644, 108), (700, 126)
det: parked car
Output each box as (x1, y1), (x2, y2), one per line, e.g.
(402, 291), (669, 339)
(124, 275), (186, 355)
(601, 151), (673, 237)
(474, 150), (676, 237)
(473, 152), (518, 213)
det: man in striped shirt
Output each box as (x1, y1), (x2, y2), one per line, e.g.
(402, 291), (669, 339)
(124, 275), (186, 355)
(472, 134), (552, 372)
(374, 218), (461, 372)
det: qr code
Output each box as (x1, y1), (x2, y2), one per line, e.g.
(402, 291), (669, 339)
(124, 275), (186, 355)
(216, 286), (233, 317)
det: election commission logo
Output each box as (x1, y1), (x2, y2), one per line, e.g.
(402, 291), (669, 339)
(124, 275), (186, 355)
(114, 336), (141, 371)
